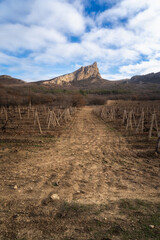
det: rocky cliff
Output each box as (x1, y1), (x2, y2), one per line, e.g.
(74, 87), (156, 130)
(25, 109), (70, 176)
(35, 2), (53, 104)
(130, 72), (160, 84)
(42, 62), (102, 85)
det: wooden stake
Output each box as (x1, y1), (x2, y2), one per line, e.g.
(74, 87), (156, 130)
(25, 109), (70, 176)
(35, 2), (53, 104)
(46, 110), (51, 124)
(156, 136), (160, 153)
(36, 111), (42, 134)
(141, 111), (144, 133)
(122, 110), (127, 124)
(27, 108), (30, 119)
(126, 111), (133, 130)
(154, 113), (159, 136)
(5, 108), (8, 121)
(29, 101), (32, 109)
(136, 111), (144, 133)
(149, 114), (155, 139)
(18, 106), (22, 120)
(34, 110), (36, 126)
(53, 111), (60, 126)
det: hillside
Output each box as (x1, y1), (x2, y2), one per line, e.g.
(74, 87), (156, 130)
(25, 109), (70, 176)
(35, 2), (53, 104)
(130, 72), (160, 84)
(0, 75), (25, 85)
(0, 63), (160, 106)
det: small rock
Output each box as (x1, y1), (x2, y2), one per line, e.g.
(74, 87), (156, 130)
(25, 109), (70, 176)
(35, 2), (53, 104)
(149, 225), (155, 229)
(76, 190), (80, 194)
(14, 185), (18, 190)
(50, 194), (60, 200)
(52, 181), (59, 187)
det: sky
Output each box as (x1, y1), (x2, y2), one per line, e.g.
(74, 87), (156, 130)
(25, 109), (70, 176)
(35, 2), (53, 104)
(0, 0), (160, 81)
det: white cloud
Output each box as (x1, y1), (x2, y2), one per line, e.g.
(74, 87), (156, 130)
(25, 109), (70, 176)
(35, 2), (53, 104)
(101, 73), (129, 80)
(26, 0), (86, 35)
(0, 52), (18, 65)
(0, 51), (61, 81)
(31, 42), (84, 64)
(97, 0), (149, 24)
(0, 0), (86, 53)
(0, 24), (67, 52)
(82, 27), (137, 49)
(0, 0), (160, 81)
(0, 0), (32, 23)
(0, 0), (86, 36)
(120, 59), (160, 76)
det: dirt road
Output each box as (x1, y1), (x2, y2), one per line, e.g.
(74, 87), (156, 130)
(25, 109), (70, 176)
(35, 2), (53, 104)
(0, 106), (160, 239)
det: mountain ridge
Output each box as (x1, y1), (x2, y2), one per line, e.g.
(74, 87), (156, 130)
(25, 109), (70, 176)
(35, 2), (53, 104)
(0, 75), (25, 85)
(129, 72), (160, 84)
(0, 63), (160, 87)
(40, 62), (102, 86)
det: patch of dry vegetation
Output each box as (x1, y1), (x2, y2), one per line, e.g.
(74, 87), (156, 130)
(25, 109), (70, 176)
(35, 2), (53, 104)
(0, 198), (159, 240)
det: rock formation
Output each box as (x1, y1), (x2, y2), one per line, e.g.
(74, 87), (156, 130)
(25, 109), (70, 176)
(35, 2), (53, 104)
(130, 72), (160, 84)
(42, 62), (101, 85)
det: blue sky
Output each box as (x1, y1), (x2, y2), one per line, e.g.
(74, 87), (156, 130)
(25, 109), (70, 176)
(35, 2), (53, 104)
(0, 0), (160, 81)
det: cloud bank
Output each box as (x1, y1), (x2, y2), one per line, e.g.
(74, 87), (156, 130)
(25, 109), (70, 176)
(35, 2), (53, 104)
(0, 0), (160, 81)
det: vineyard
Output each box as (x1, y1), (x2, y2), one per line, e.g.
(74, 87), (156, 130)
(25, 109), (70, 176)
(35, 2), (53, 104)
(0, 104), (160, 240)
(0, 104), (76, 135)
(93, 100), (160, 153)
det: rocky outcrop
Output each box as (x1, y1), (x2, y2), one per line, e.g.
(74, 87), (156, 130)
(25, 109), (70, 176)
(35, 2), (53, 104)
(130, 72), (160, 84)
(42, 62), (102, 85)
(75, 62), (101, 81)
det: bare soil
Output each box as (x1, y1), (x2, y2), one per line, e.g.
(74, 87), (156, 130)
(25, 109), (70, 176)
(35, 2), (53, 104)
(0, 106), (160, 240)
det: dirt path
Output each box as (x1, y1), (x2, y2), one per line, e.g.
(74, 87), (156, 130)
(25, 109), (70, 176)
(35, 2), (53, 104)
(1, 106), (159, 207)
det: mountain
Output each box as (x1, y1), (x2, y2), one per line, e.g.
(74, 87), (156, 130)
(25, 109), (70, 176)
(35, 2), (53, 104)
(40, 62), (103, 86)
(1, 64), (160, 105)
(129, 72), (160, 84)
(0, 75), (25, 85)
(1, 64), (160, 89)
